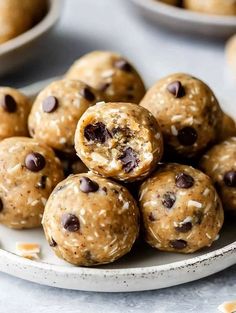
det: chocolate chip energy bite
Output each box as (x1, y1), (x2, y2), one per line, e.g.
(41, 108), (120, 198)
(140, 73), (223, 158)
(65, 51), (146, 103)
(184, 0), (236, 16)
(200, 137), (236, 214)
(75, 102), (163, 182)
(42, 173), (139, 266)
(0, 87), (31, 140)
(139, 164), (224, 253)
(0, 137), (64, 229)
(28, 79), (100, 154)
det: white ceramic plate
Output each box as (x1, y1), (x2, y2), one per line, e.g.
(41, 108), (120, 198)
(129, 0), (236, 38)
(0, 80), (235, 292)
(0, 0), (63, 77)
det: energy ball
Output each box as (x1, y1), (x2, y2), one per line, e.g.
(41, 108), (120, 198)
(0, 0), (47, 43)
(0, 87), (31, 140)
(42, 173), (140, 266)
(65, 51), (146, 103)
(0, 137), (64, 229)
(139, 164), (224, 253)
(184, 0), (236, 15)
(140, 73), (223, 158)
(200, 137), (236, 214)
(75, 102), (163, 182)
(28, 79), (100, 154)
(218, 113), (236, 142)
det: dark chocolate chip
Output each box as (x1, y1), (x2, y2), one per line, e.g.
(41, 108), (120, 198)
(102, 186), (108, 194)
(36, 175), (47, 189)
(224, 171), (236, 187)
(79, 176), (99, 193)
(42, 96), (58, 113)
(148, 212), (156, 222)
(114, 59), (132, 72)
(61, 213), (80, 232)
(119, 147), (139, 173)
(170, 239), (187, 250)
(162, 192), (176, 209)
(175, 222), (192, 233)
(167, 81), (185, 98)
(49, 238), (57, 247)
(175, 173), (194, 189)
(25, 153), (46, 172)
(79, 87), (95, 101)
(84, 122), (111, 143)
(1, 94), (17, 112)
(0, 199), (3, 212)
(177, 127), (198, 146)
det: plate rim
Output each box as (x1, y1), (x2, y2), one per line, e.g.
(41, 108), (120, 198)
(1, 238), (236, 277)
(129, 0), (236, 26)
(0, 0), (63, 55)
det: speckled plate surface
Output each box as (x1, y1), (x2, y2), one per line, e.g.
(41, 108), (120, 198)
(129, 0), (236, 38)
(0, 80), (235, 292)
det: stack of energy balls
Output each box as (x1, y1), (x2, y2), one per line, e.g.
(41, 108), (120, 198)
(0, 51), (235, 266)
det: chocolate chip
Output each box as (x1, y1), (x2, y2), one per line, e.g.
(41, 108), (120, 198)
(177, 127), (198, 146)
(148, 212), (156, 222)
(167, 81), (185, 98)
(170, 239), (187, 250)
(119, 147), (139, 173)
(175, 222), (192, 233)
(102, 186), (108, 194)
(49, 238), (57, 247)
(80, 176), (99, 193)
(224, 171), (236, 187)
(25, 153), (46, 172)
(84, 122), (111, 143)
(175, 173), (194, 189)
(114, 59), (132, 72)
(1, 94), (17, 112)
(79, 87), (95, 101)
(42, 96), (58, 113)
(61, 213), (80, 232)
(36, 175), (47, 189)
(162, 192), (176, 209)
(0, 199), (3, 212)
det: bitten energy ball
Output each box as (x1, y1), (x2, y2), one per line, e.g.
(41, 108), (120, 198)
(28, 79), (100, 153)
(200, 137), (236, 214)
(65, 51), (146, 103)
(42, 173), (139, 266)
(0, 137), (63, 229)
(75, 102), (163, 182)
(140, 73), (223, 158)
(184, 0), (236, 16)
(139, 164), (224, 253)
(0, 87), (31, 140)
(218, 113), (236, 142)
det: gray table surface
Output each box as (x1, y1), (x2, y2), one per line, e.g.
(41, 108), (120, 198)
(0, 0), (236, 312)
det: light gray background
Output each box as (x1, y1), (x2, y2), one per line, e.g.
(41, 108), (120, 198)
(0, 0), (236, 312)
